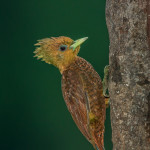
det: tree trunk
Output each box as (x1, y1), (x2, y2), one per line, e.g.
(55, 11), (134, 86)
(106, 0), (150, 149)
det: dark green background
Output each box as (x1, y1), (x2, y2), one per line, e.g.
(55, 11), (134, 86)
(1, 0), (112, 150)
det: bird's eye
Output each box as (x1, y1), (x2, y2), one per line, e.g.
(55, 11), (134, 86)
(59, 45), (67, 51)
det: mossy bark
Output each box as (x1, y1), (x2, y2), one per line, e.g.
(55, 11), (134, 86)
(106, 0), (150, 149)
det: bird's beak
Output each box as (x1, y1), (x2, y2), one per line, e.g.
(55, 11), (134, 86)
(70, 37), (88, 51)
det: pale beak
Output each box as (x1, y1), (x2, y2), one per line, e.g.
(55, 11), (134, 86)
(70, 37), (88, 51)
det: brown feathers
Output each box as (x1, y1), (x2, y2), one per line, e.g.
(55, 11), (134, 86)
(62, 57), (106, 150)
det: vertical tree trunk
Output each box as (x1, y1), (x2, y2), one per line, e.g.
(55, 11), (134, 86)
(106, 0), (150, 149)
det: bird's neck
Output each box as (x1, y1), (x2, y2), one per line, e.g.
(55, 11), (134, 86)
(58, 56), (78, 74)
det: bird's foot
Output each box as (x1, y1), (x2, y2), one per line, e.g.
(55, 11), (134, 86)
(102, 65), (109, 98)
(102, 65), (110, 107)
(105, 98), (110, 108)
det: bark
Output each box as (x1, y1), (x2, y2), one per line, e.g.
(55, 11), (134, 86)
(106, 0), (150, 150)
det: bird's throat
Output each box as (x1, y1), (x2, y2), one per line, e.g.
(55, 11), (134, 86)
(58, 56), (78, 74)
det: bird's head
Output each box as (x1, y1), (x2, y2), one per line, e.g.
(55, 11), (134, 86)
(34, 36), (88, 73)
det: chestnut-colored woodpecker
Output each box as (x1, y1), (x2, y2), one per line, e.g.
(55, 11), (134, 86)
(34, 36), (109, 150)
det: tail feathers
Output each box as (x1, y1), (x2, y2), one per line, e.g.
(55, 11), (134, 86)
(95, 144), (105, 150)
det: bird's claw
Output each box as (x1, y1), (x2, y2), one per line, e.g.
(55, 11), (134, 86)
(102, 65), (110, 97)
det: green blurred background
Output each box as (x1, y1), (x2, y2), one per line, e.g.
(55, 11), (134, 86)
(1, 0), (112, 149)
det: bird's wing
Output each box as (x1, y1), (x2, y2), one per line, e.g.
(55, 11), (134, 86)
(61, 68), (92, 142)
(61, 57), (106, 150)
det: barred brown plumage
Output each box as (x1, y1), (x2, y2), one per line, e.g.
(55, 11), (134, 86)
(62, 57), (106, 150)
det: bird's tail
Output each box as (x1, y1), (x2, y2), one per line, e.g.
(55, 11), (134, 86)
(93, 132), (105, 150)
(91, 130), (105, 150)
(95, 144), (105, 150)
